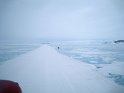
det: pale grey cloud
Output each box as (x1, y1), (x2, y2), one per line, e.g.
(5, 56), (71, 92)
(0, 0), (124, 40)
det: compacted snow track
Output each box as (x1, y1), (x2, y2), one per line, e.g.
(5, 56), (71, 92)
(0, 45), (124, 93)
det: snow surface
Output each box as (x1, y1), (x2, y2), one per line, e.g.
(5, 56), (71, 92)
(0, 45), (124, 93)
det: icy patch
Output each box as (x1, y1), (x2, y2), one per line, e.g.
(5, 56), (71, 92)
(108, 73), (124, 86)
(0, 44), (40, 63)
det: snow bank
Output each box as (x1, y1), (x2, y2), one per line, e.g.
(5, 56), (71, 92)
(0, 45), (124, 93)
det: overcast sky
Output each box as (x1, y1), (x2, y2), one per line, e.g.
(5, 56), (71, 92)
(0, 0), (124, 40)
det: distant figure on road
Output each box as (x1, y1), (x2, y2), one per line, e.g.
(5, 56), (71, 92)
(0, 80), (22, 93)
(58, 47), (60, 50)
